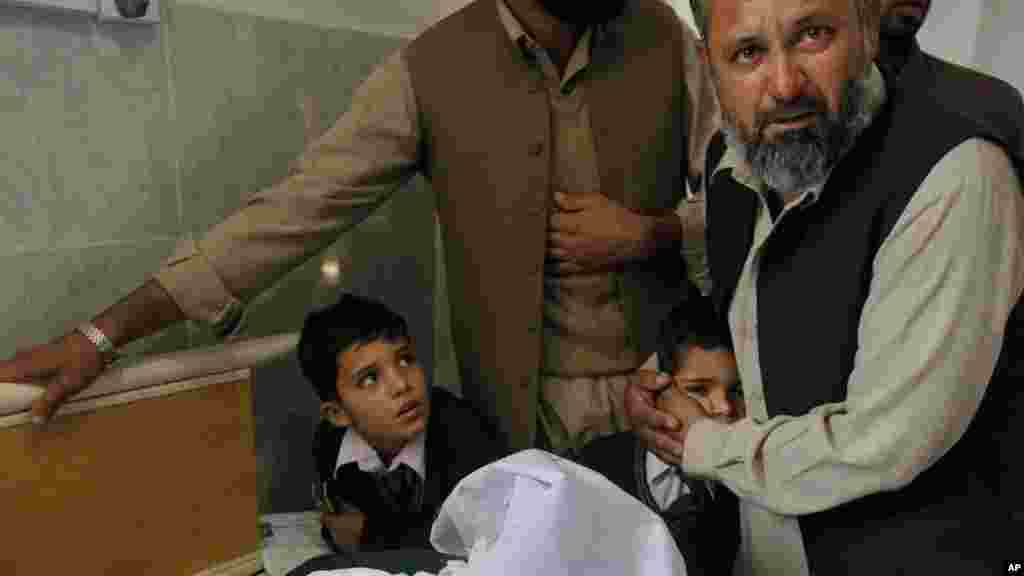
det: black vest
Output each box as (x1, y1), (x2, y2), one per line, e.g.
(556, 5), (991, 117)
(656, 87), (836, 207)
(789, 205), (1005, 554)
(901, 41), (1024, 162)
(706, 57), (1023, 574)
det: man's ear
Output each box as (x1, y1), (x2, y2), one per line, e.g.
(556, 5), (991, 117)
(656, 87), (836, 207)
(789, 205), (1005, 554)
(320, 401), (352, 427)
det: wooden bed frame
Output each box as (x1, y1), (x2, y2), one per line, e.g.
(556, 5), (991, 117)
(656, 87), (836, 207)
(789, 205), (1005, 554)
(0, 333), (298, 576)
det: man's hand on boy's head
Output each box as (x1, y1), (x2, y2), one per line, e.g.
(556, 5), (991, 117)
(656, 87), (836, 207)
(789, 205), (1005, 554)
(322, 510), (366, 548)
(626, 370), (688, 465)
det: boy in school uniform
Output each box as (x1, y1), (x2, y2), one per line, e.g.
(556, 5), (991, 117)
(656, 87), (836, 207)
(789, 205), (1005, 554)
(580, 295), (742, 576)
(299, 293), (504, 552)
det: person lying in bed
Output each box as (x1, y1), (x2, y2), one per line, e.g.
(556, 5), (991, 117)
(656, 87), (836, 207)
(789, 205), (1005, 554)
(299, 293), (504, 552)
(579, 295), (742, 576)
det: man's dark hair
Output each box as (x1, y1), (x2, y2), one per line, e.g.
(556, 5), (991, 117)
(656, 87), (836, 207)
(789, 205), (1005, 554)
(657, 288), (733, 374)
(298, 293), (409, 402)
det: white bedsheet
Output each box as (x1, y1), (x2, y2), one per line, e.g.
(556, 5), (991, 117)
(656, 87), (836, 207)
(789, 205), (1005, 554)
(311, 449), (687, 576)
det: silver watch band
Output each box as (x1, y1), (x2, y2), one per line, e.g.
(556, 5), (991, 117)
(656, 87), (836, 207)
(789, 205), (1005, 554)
(77, 321), (117, 361)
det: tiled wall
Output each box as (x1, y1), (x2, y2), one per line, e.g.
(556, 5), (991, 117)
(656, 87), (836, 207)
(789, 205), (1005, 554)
(0, 0), (441, 512)
(1, 4), (187, 358)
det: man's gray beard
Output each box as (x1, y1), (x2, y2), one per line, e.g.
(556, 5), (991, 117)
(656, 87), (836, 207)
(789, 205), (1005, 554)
(721, 75), (872, 195)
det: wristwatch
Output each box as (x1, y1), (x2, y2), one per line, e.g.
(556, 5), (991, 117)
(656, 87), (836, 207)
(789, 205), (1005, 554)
(76, 321), (119, 364)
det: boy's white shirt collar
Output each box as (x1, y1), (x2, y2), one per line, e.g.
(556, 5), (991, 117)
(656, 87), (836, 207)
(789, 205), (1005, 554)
(646, 451), (679, 486)
(647, 451), (719, 505)
(647, 451), (689, 496)
(334, 427), (427, 481)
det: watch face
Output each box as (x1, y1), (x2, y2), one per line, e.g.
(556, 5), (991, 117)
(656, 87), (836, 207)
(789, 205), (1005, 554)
(114, 0), (150, 18)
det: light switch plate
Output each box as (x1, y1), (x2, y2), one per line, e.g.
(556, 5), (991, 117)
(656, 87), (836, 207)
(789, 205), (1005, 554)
(1, 0), (95, 15)
(97, 0), (159, 24)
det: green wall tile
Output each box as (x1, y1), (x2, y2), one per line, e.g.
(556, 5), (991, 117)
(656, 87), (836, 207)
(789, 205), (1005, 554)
(175, 0), (437, 39)
(0, 4), (179, 256)
(168, 3), (406, 234)
(0, 239), (187, 362)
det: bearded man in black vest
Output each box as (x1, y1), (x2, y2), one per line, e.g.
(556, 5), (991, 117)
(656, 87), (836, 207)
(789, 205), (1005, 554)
(626, 0), (1023, 574)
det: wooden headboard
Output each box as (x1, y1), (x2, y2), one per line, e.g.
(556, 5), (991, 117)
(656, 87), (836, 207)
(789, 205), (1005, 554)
(0, 333), (299, 576)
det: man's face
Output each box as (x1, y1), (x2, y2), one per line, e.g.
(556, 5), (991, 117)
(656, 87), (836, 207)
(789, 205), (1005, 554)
(656, 345), (744, 423)
(880, 0), (931, 39)
(324, 337), (430, 457)
(536, 0), (627, 27)
(704, 0), (872, 192)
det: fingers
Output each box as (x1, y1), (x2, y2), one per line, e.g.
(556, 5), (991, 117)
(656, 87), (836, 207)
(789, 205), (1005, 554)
(0, 341), (62, 424)
(657, 387), (710, 427)
(29, 386), (55, 425)
(547, 246), (568, 261)
(554, 191), (603, 211)
(547, 230), (573, 254)
(632, 392), (681, 431)
(0, 343), (60, 384)
(624, 376), (680, 433)
(26, 333), (104, 425)
(30, 368), (79, 425)
(547, 231), (591, 262)
(632, 369), (674, 393)
(553, 191), (585, 212)
(635, 425), (685, 464)
(544, 259), (586, 276)
(549, 212), (581, 235)
(650, 447), (683, 466)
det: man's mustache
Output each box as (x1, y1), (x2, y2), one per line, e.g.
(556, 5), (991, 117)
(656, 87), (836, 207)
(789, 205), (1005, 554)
(756, 96), (826, 132)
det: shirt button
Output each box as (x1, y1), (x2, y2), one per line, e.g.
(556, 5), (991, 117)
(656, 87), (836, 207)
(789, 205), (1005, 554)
(529, 141), (544, 156)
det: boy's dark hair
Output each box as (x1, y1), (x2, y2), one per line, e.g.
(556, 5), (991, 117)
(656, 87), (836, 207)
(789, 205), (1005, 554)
(298, 293), (409, 402)
(657, 287), (733, 374)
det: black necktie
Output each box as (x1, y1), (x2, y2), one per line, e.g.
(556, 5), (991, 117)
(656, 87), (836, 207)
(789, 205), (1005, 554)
(663, 474), (712, 519)
(331, 462), (423, 515)
(375, 463), (423, 514)
(684, 477), (713, 508)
